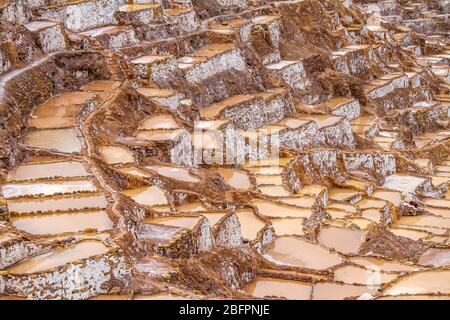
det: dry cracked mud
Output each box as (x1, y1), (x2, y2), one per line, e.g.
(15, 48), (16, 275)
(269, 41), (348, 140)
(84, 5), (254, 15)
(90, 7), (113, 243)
(0, 0), (449, 300)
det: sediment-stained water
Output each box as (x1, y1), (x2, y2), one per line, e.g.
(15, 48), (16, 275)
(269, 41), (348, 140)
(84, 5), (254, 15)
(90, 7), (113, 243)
(11, 211), (113, 235)
(246, 277), (312, 300)
(264, 237), (343, 270)
(317, 226), (366, 254)
(2, 180), (97, 199)
(6, 241), (110, 274)
(384, 271), (450, 295)
(123, 186), (168, 207)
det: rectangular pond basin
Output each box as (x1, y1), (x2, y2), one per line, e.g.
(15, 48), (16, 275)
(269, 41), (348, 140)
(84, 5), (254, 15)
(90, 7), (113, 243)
(7, 161), (90, 182)
(24, 128), (82, 153)
(6, 240), (110, 274)
(235, 209), (267, 241)
(251, 199), (313, 219)
(246, 277), (312, 300)
(7, 194), (108, 214)
(2, 180), (97, 199)
(11, 210), (113, 236)
(122, 186), (168, 207)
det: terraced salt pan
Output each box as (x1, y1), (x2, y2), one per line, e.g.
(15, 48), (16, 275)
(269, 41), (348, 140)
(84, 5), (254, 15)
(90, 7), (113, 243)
(351, 116), (376, 127)
(372, 190), (402, 206)
(396, 215), (450, 229)
(123, 186), (168, 207)
(200, 212), (228, 226)
(255, 175), (283, 185)
(89, 295), (130, 300)
(346, 218), (373, 230)
(244, 157), (291, 168)
(383, 175), (426, 193)
(7, 161), (90, 182)
(264, 236), (343, 270)
(258, 185), (293, 197)
(425, 235), (449, 245)
(117, 166), (149, 178)
(24, 128), (82, 153)
(414, 138), (432, 148)
(7, 194), (108, 214)
(40, 91), (96, 107)
(139, 115), (180, 130)
(199, 94), (255, 120)
(139, 224), (181, 242)
(192, 130), (223, 149)
(377, 295), (450, 300)
(235, 209), (266, 241)
(176, 202), (208, 212)
(0, 232), (14, 242)
(334, 265), (399, 286)
(342, 179), (371, 192)
(374, 136), (395, 144)
(436, 165), (450, 173)
(327, 202), (358, 214)
(326, 209), (349, 219)
(25, 20), (59, 31)
(136, 129), (186, 142)
(357, 199), (388, 209)
(29, 117), (76, 129)
(251, 199), (313, 218)
(418, 248), (450, 267)
(246, 166), (284, 175)
(11, 211), (113, 235)
(328, 188), (362, 202)
(99, 146), (134, 165)
(425, 207), (450, 219)
(0, 296), (25, 300)
(240, 125), (285, 140)
(350, 256), (421, 273)
(80, 25), (130, 38)
(32, 104), (80, 117)
(152, 206), (172, 213)
(81, 81), (120, 101)
(302, 115), (342, 129)
(81, 81), (121, 93)
(387, 226), (429, 240)
(214, 168), (252, 190)
(423, 198), (450, 208)
(278, 117), (310, 129)
(312, 282), (378, 300)
(178, 56), (205, 69)
(2, 180), (97, 199)
(276, 196), (316, 208)
(299, 185), (327, 198)
(384, 270), (450, 295)
(47, 232), (111, 243)
(134, 293), (190, 300)
(392, 224), (448, 236)
(246, 277), (312, 300)
(137, 87), (177, 99)
(414, 158), (431, 169)
(436, 172), (450, 178)
(378, 130), (398, 138)
(131, 53), (173, 65)
(6, 240), (110, 274)
(271, 218), (304, 236)
(146, 165), (200, 183)
(209, 18), (248, 32)
(144, 216), (201, 230)
(317, 226), (366, 254)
